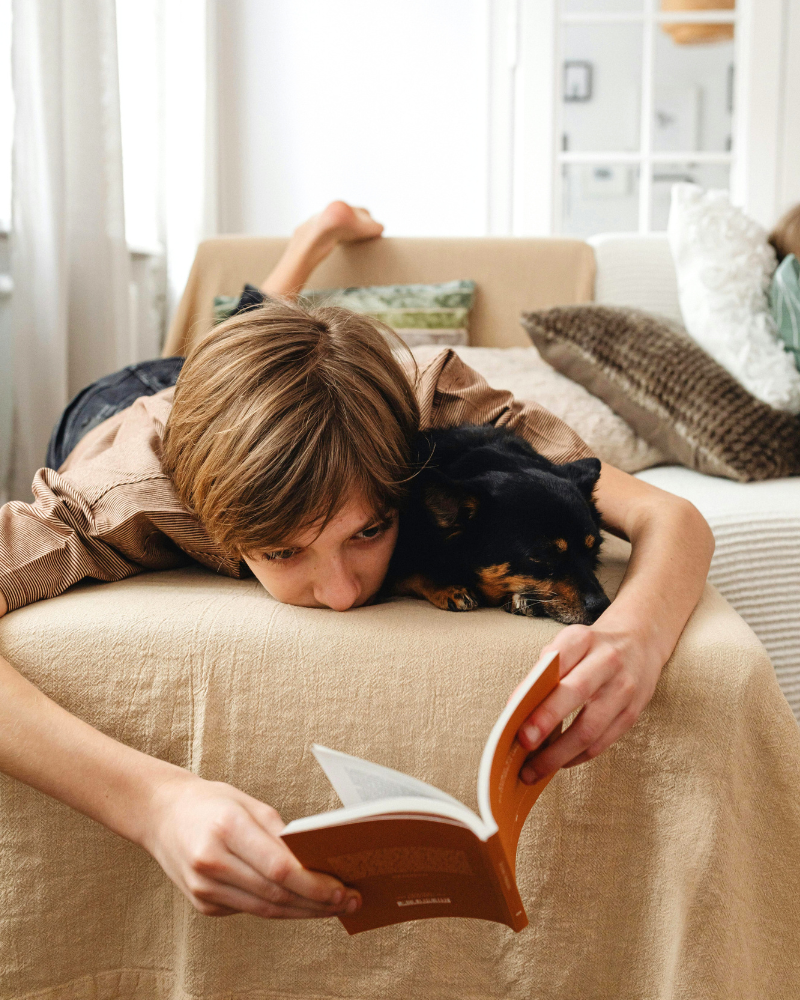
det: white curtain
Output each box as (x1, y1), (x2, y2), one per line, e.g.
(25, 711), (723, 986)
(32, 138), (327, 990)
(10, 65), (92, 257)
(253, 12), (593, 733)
(163, 0), (217, 322)
(116, 0), (217, 349)
(11, 0), (130, 501)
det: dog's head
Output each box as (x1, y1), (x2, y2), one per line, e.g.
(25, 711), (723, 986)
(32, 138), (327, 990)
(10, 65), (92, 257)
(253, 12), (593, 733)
(413, 427), (610, 625)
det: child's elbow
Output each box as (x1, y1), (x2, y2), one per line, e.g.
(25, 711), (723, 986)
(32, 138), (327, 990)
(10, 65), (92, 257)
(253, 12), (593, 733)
(674, 496), (715, 562)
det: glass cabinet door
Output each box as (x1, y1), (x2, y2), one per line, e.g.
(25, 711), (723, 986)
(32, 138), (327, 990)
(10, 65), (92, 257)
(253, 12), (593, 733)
(555, 0), (736, 236)
(562, 21), (643, 153)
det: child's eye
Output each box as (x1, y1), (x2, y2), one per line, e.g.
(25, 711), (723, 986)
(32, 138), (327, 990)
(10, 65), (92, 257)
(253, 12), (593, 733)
(357, 518), (390, 541)
(263, 548), (299, 562)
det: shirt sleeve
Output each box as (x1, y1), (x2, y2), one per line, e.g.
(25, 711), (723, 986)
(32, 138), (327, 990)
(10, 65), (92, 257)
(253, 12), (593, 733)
(0, 388), (247, 614)
(414, 348), (595, 464)
(0, 469), (186, 613)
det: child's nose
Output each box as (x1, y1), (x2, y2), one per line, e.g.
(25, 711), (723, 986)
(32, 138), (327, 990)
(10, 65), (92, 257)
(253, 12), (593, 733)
(314, 561), (361, 612)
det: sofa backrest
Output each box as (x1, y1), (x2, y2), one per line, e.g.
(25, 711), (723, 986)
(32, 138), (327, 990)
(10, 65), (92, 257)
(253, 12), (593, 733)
(588, 232), (683, 324)
(164, 236), (596, 357)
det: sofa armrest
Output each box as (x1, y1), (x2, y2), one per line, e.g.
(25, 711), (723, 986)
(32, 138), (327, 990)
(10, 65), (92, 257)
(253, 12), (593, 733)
(589, 232), (683, 323)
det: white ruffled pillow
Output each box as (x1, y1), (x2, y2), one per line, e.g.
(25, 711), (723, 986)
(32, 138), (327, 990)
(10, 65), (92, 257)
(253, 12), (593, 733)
(668, 183), (800, 413)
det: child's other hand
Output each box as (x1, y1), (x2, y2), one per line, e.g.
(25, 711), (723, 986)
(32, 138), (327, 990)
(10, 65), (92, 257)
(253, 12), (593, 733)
(141, 773), (361, 919)
(516, 624), (661, 783)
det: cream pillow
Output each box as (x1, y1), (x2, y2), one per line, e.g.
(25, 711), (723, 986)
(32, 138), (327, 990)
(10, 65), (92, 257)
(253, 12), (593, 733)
(411, 345), (665, 473)
(668, 184), (800, 413)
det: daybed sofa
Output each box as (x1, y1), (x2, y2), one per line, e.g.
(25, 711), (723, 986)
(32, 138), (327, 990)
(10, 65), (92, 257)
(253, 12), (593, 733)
(169, 233), (800, 721)
(1, 236), (799, 1000)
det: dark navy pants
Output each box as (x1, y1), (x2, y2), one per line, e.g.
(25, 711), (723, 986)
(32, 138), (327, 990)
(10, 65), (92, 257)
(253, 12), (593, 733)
(45, 358), (184, 471)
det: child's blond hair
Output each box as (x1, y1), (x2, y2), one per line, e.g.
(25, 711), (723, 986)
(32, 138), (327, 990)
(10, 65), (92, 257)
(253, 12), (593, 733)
(769, 203), (800, 262)
(162, 299), (419, 555)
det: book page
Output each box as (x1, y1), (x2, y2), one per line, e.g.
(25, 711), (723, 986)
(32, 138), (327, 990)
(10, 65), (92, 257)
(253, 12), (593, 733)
(282, 797), (488, 840)
(476, 651), (562, 871)
(311, 744), (465, 811)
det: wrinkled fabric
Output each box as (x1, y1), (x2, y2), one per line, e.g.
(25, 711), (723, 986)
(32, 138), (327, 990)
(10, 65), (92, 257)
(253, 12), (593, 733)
(1, 536), (799, 1000)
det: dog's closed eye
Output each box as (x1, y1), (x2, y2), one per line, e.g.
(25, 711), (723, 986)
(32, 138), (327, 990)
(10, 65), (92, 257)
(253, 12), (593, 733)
(423, 483), (480, 533)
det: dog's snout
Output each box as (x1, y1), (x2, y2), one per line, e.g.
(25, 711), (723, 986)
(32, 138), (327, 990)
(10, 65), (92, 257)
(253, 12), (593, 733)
(583, 590), (611, 623)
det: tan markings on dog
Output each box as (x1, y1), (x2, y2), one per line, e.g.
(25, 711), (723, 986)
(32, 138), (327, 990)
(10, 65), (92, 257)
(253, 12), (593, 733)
(553, 580), (579, 605)
(477, 564), (554, 606)
(478, 566), (587, 619)
(540, 580), (586, 621)
(462, 496), (480, 518)
(423, 486), (462, 529)
(585, 534), (596, 548)
(393, 574), (477, 611)
(554, 537), (567, 552)
(423, 486), (480, 532)
(477, 564), (510, 602)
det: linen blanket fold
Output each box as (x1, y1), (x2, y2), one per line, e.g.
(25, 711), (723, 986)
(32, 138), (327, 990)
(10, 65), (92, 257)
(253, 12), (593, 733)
(0, 537), (798, 1000)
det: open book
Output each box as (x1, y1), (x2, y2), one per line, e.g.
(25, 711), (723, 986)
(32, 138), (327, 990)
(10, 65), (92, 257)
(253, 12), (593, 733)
(281, 650), (561, 934)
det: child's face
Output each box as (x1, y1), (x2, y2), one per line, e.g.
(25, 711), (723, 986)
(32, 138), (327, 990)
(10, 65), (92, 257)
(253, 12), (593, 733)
(243, 498), (399, 611)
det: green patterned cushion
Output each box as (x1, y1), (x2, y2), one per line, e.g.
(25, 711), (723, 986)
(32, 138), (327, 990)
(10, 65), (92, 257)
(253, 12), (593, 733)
(214, 280), (476, 347)
(213, 294), (243, 326)
(771, 254), (800, 370)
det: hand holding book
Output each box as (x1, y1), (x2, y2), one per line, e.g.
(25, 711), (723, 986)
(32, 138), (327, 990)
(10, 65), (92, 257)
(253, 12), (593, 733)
(281, 651), (561, 934)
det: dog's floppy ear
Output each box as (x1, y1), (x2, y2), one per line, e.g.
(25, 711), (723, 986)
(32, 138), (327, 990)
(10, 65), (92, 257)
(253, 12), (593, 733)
(423, 476), (480, 533)
(558, 457), (602, 501)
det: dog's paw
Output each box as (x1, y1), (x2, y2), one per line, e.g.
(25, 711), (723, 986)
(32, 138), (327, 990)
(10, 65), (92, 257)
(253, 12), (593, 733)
(505, 592), (544, 617)
(392, 575), (479, 612)
(446, 589), (479, 612)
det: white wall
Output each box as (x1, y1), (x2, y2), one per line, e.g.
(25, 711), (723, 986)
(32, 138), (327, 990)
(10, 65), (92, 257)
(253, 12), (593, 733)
(217, 0), (491, 237)
(732, 0), (800, 228)
(776, 0), (800, 218)
(215, 0), (800, 240)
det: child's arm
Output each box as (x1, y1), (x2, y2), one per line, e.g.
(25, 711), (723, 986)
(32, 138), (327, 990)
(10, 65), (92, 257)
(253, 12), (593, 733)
(0, 593), (360, 920)
(410, 349), (711, 774)
(516, 463), (714, 780)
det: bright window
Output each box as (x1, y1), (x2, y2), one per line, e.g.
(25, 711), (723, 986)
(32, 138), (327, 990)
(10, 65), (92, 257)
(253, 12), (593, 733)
(116, 0), (162, 252)
(555, 0), (737, 235)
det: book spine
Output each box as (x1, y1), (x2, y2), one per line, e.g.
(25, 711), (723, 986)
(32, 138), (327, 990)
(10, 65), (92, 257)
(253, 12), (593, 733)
(483, 833), (528, 932)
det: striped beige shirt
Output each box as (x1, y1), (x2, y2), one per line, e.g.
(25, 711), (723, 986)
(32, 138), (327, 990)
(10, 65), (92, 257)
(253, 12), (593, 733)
(0, 349), (592, 613)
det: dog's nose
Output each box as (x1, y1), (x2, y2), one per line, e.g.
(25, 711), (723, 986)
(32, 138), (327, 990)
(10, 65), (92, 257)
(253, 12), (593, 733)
(584, 591), (611, 623)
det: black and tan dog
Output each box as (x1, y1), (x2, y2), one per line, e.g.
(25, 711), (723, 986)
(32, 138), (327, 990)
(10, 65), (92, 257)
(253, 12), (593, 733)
(386, 424), (611, 625)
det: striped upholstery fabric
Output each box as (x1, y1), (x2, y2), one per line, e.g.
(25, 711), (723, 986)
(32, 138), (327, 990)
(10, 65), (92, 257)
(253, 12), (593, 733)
(636, 464), (800, 720)
(707, 515), (800, 717)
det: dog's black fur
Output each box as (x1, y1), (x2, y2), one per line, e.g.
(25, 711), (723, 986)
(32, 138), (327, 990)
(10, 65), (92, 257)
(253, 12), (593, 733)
(385, 424), (610, 625)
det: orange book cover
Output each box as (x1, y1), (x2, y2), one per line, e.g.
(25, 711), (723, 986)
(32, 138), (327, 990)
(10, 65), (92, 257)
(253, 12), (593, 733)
(281, 651), (561, 934)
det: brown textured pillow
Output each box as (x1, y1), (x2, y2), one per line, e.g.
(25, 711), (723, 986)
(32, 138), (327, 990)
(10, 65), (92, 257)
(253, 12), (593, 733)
(521, 305), (800, 482)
